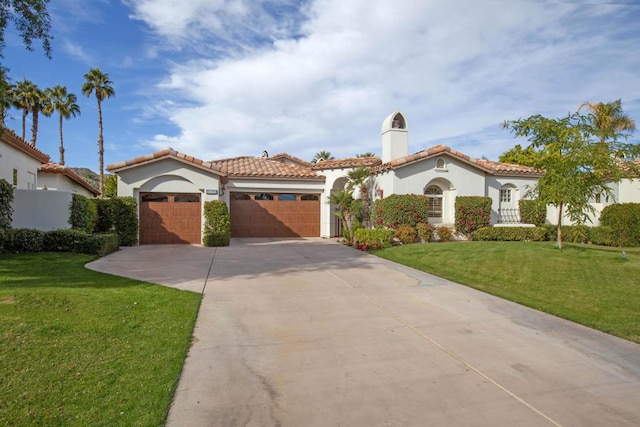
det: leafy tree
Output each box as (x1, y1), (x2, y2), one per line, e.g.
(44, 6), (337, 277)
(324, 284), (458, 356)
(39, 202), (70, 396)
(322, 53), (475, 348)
(347, 166), (373, 228)
(356, 152), (375, 158)
(503, 111), (639, 249)
(579, 99), (636, 144)
(0, 0), (53, 59)
(43, 85), (80, 165)
(82, 68), (115, 196)
(498, 144), (541, 167)
(0, 68), (11, 125)
(312, 150), (334, 163)
(103, 174), (117, 198)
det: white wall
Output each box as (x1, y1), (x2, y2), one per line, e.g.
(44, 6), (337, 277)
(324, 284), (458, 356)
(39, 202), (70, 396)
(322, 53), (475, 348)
(11, 189), (72, 230)
(38, 173), (96, 198)
(0, 143), (40, 189)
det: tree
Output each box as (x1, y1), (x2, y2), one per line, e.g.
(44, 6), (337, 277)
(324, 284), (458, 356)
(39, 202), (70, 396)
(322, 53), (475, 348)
(312, 151), (334, 163)
(11, 78), (38, 141)
(503, 111), (639, 249)
(356, 152), (376, 158)
(0, 68), (11, 125)
(0, 0), (53, 59)
(103, 174), (117, 198)
(579, 99), (636, 144)
(82, 68), (115, 196)
(498, 144), (541, 167)
(347, 166), (373, 228)
(328, 189), (354, 243)
(44, 85), (80, 165)
(29, 84), (48, 146)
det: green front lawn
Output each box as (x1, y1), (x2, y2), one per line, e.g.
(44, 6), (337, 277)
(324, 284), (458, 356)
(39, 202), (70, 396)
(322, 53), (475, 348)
(0, 253), (201, 426)
(375, 242), (640, 344)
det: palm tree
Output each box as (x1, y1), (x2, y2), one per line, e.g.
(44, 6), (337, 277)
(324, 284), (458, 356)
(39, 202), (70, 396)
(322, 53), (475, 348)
(356, 152), (376, 158)
(579, 99), (636, 144)
(44, 85), (81, 165)
(82, 68), (115, 196)
(328, 189), (354, 243)
(11, 79), (39, 141)
(29, 85), (50, 146)
(312, 150), (334, 163)
(347, 166), (373, 228)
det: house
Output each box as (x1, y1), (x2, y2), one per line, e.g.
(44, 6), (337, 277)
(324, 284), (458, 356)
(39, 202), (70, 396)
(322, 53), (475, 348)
(109, 111), (555, 244)
(0, 128), (50, 189)
(38, 163), (101, 198)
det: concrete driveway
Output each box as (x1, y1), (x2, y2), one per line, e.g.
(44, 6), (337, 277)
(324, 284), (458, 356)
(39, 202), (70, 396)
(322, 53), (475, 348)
(87, 238), (640, 426)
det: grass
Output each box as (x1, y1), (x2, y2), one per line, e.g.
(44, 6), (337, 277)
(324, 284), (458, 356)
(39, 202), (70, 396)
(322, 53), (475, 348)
(0, 252), (202, 426)
(375, 241), (640, 344)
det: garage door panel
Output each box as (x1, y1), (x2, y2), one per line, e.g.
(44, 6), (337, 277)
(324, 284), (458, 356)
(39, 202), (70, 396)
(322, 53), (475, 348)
(140, 193), (201, 244)
(231, 194), (319, 237)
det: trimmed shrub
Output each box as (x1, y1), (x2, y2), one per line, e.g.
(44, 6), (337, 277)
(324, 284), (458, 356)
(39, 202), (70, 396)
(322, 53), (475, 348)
(4, 228), (45, 253)
(416, 222), (435, 242)
(371, 194), (430, 229)
(436, 226), (453, 242)
(203, 200), (230, 247)
(395, 224), (416, 245)
(112, 197), (138, 246)
(94, 198), (114, 232)
(455, 196), (491, 236)
(0, 228), (11, 253)
(519, 199), (547, 226)
(0, 178), (14, 230)
(599, 203), (640, 247)
(475, 226), (548, 241)
(354, 228), (394, 251)
(69, 194), (97, 233)
(43, 229), (119, 256)
(589, 226), (616, 247)
(349, 198), (363, 225)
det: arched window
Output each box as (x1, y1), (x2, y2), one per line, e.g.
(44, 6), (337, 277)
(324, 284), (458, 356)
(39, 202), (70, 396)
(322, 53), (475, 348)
(435, 157), (446, 170)
(424, 185), (443, 219)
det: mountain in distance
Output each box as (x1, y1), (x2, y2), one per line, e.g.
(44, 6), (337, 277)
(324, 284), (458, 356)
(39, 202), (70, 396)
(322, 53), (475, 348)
(70, 167), (100, 189)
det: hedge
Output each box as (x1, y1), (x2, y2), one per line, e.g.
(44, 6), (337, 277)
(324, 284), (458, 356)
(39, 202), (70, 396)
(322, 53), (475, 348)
(203, 200), (231, 247)
(94, 198), (114, 232)
(69, 194), (97, 233)
(519, 199), (547, 226)
(455, 196), (491, 236)
(112, 197), (138, 246)
(475, 226), (547, 241)
(1, 228), (118, 256)
(354, 228), (395, 251)
(0, 178), (14, 230)
(599, 203), (640, 247)
(371, 194), (430, 229)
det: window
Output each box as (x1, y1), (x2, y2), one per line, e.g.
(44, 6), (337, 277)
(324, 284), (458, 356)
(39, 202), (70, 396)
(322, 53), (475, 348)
(12, 169), (17, 186)
(278, 193), (297, 201)
(254, 193), (274, 201)
(231, 193), (250, 200)
(500, 188), (511, 203)
(27, 172), (36, 189)
(435, 157), (446, 170)
(424, 185), (443, 219)
(141, 193), (168, 202)
(301, 194), (319, 201)
(174, 194), (200, 203)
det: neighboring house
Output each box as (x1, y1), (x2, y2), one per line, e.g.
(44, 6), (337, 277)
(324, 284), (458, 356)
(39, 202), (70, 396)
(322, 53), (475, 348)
(0, 128), (50, 189)
(108, 110), (640, 244)
(38, 163), (101, 197)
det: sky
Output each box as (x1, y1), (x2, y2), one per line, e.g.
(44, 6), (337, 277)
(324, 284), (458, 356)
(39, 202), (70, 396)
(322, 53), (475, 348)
(2, 0), (640, 171)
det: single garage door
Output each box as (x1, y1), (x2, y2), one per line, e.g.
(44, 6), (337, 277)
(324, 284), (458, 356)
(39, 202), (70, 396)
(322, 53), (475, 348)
(230, 192), (320, 237)
(139, 192), (202, 244)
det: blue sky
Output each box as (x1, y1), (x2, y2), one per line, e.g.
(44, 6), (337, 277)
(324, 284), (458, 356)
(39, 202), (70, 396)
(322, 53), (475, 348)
(2, 0), (640, 170)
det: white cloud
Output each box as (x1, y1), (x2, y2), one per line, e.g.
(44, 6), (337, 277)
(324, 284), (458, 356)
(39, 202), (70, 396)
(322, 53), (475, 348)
(132, 0), (640, 162)
(61, 40), (94, 64)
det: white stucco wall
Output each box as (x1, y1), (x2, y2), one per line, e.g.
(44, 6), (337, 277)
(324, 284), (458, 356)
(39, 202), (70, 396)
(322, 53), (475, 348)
(485, 175), (538, 224)
(0, 143), (40, 189)
(12, 189), (72, 230)
(38, 173), (96, 198)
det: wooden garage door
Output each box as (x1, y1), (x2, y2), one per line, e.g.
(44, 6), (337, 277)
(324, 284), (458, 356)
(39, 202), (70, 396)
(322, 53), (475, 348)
(230, 193), (320, 237)
(139, 193), (201, 244)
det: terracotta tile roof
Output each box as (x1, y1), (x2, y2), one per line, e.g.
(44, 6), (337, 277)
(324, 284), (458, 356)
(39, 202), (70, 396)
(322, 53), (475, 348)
(374, 145), (543, 176)
(210, 156), (325, 180)
(1, 127), (50, 163)
(312, 156), (382, 170)
(270, 152), (312, 167)
(107, 148), (225, 175)
(40, 162), (101, 195)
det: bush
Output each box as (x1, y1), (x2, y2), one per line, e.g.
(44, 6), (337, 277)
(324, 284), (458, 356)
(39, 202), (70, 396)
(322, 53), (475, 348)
(43, 229), (119, 256)
(475, 226), (548, 241)
(599, 203), (640, 247)
(112, 197), (138, 246)
(69, 194), (97, 233)
(589, 226), (616, 247)
(416, 222), (434, 242)
(455, 196), (491, 236)
(349, 198), (363, 225)
(371, 194), (430, 229)
(0, 178), (14, 230)
(0, 227), (11, 253)
(94, 198), (114, 232)
(354, 228), (395, 251)
(519, 199), (547, 226)
(203, 200), (230, 247)
(4, 228), (45, 253)
(436, 226), (453, 242)
(395, 224), (416, 245)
